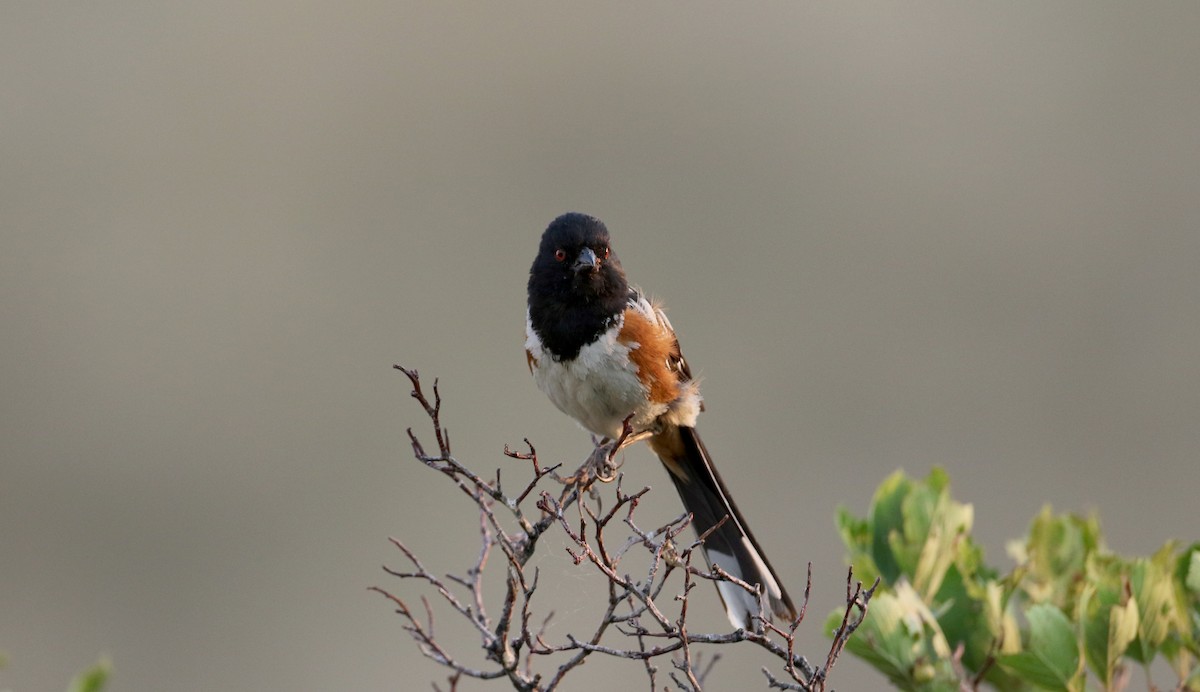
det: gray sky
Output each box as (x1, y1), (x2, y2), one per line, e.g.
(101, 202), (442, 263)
(3, 2), (1198, 690)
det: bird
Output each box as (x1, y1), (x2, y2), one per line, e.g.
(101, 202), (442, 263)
(524, 212), (797, 629)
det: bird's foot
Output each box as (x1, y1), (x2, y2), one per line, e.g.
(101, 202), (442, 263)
(558, 442), (622, 488)
(572, 415), (645, 485)
(589, 441), (624, 483)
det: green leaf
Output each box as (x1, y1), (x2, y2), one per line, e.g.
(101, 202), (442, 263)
(896, 471), (946, 574)
(931, 561), (995, 675)
(1107, 591), (1139, 683)
(912, 490), (973, 601)
(836, 506), (881, 586)
(1176, 543), (1200, 625)
(1079, 583), (1104, 680)
(870, 470), (913, 586)
(869, 466), (971, 598)
(1080, 582), (1128, 684)
(836, 505), (869, 550)
(68, 657), (111, 692)
(1128, 557), (1175, 662)
(998, 604), (1080, 691)
(984, 579), (1022, 656)
(1020, 508), (1101, 610)
(1185, 547), (1200, 595)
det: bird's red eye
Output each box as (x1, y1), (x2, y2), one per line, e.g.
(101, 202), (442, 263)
(600, 245), (610, 259)
(554, 249), (566, 262)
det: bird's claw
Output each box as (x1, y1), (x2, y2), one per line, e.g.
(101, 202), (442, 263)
(588, 442), (623, 483)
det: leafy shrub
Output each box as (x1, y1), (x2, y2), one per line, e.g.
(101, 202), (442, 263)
(830, 468), (1199, 691)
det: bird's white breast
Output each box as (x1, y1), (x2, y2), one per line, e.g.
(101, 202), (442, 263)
(525, 311), (665, 439)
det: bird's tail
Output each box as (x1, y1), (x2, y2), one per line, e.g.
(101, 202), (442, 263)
(649, 424), (797, 629)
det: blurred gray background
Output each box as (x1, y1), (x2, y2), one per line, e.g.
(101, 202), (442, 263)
(3, 2), (1198, 690)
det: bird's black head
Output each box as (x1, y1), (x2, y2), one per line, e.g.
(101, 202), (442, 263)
(527, 213), (630, 359)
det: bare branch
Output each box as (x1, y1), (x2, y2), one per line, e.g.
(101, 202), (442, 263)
(376, 367), (874, 691)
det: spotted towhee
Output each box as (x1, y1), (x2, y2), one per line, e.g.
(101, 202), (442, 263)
(524, 212), (796, 629)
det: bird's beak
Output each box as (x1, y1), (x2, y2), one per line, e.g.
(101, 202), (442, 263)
(573, 247), (599, 273)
